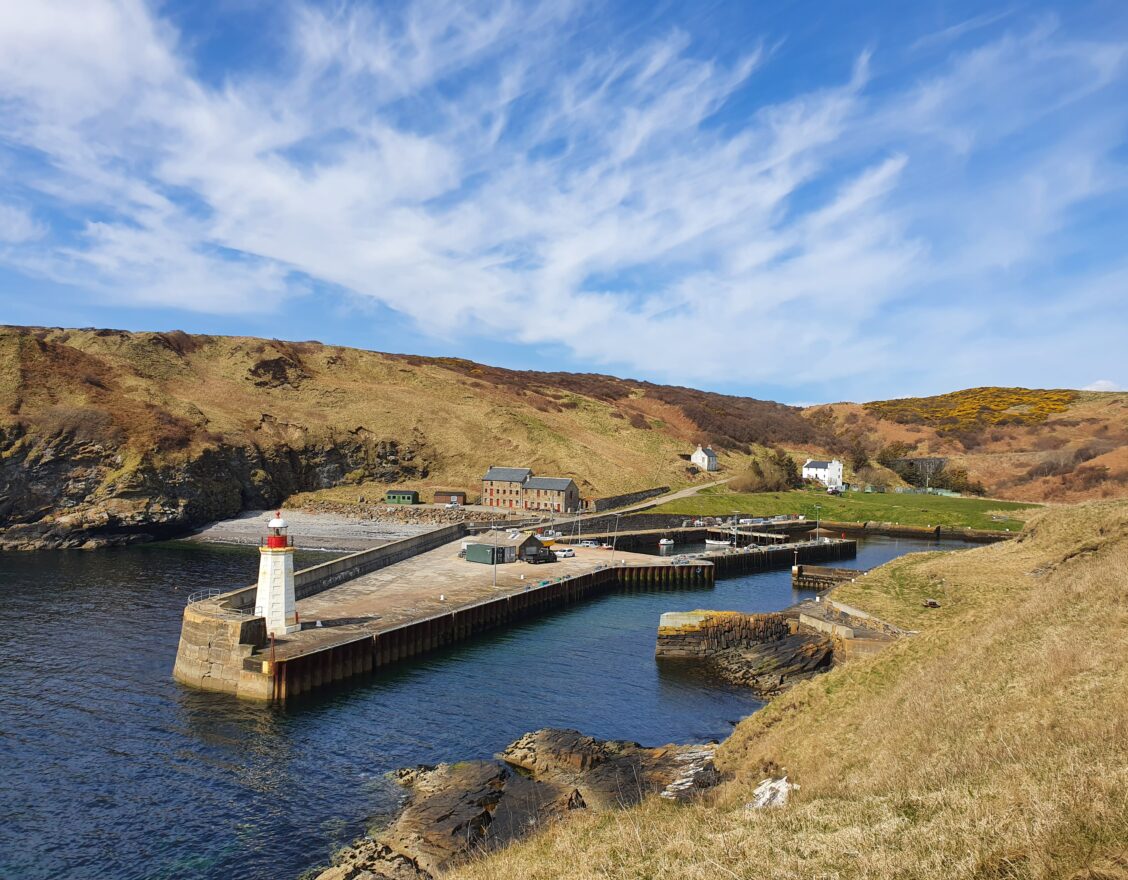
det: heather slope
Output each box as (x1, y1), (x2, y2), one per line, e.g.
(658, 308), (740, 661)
(449, 500), (1128, 880)
(812, 388), (1128, 503)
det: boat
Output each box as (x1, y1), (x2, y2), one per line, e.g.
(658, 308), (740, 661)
(658, 538), (675, 547)
(705, 538), (733, 546)
(538, 528), (563, 547)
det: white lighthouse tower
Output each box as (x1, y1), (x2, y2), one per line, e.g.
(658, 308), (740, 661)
(254, 511), (299, 636)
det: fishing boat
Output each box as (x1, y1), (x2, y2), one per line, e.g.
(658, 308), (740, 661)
(704, 538), (732, 546)
(658, 538), (675, 547)
(538, 528), (563, 547)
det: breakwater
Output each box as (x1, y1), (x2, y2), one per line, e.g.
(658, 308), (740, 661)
(174, 527), (855, 702)
(265, 561), (716, 700)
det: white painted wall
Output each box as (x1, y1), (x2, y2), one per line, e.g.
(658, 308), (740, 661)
(254, 548), (299, 635)
(691, 446), (718, 472)
(802, 459), (844, 487)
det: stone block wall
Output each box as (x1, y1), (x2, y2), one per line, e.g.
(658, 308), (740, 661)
(590, 486), (670, 512)
(655, 610), (793, 658)
(172, 605), (266, 695)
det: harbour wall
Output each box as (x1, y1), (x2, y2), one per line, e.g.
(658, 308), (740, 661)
(654, 610), (793, 659)
(174, 534), (855, 702)
(172, 524), (466, 694)
(818, 519), (1013, 543)
(262, 561), (717, 701)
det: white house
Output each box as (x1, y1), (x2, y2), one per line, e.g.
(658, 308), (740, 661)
(802, 458), (844, 488)
(691, 445), (719, 472)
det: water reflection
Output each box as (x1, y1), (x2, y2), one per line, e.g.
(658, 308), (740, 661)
(0, 535), (962, 880)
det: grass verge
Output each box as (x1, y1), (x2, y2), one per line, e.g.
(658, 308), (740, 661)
(651, 486), (1037, 531)
(449, 500), (1128, 879)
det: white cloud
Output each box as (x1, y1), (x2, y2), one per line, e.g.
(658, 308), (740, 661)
(0, 2), (1126, 394)
(0, 204), (44, 243)
(1083, 380), (1123, 392)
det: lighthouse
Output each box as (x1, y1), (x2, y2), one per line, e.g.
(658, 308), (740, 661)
(254, 511), (299, 636)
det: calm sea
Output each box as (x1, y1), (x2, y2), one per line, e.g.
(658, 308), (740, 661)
(0, 535), (958, 880)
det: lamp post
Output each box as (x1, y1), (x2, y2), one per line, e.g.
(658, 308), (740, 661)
(611, 513), (622, 562)
(815, 504), (821, 540)
(492, 526), (498, 588)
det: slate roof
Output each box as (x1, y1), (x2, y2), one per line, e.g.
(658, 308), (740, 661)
(804, 460), (832, 469)
(483, 466), (533, 483)
(524, 476), (575, 491)
(472, 530), (543, 548)
(696, 446), (717, 457)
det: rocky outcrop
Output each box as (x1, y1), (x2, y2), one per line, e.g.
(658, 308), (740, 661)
(706, 633), (836, 697)
(500, 728), (718, 809)
(0, 427), (431, 550)
(655, 610), (838, 698)
(311, 729), (719, 880)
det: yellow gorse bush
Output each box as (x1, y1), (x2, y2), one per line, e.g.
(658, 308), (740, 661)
(864, 387), (1076, 430)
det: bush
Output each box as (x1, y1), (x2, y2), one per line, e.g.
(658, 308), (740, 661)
(865, 387), (1076, 429)
(730, 448), (801, 492)
(1025, 451), (1079, 479)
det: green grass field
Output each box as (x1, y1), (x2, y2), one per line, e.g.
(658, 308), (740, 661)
(651, 487), (1037, 531)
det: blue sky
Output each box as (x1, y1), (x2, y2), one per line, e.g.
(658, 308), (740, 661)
(1, 1), (1126, 404)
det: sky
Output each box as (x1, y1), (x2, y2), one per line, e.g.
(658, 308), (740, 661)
(1, 1), (1126, 404)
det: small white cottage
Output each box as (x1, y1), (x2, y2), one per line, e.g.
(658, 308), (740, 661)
(802, 459), (844, 488)
(691, 445), (719, 472)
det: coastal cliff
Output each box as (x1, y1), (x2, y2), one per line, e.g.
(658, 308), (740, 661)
(4, 325), (1126, 549)
(0, 421), (427, 549)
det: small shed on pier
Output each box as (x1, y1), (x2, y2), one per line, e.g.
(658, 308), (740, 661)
(464, 530), (545, 564)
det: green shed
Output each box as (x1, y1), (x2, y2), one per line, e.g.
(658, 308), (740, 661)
(385, 489), (420, 505)
(465, 543), (508, 564)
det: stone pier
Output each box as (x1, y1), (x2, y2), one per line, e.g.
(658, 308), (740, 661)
(173, 527), (855, 702)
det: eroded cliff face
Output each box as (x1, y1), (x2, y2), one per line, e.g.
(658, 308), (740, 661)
(0, 426), (430, 549)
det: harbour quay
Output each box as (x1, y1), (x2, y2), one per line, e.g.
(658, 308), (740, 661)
(173, 521), (855, 702)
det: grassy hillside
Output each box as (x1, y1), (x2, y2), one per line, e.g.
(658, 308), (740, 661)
(652, 486), (1036, 531)
(0, 326), (802, 504)
(449, 500), (1128, 879)
(1, 324), (1126, 546)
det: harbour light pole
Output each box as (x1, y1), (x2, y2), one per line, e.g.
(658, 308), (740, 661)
(815, 504), (821, 539)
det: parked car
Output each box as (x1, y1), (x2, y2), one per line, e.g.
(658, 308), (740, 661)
(445, 501), (460, 509)
(578, 540), (600, 548)
(525, 549), (555, 564)
(554, 548), (575, 558)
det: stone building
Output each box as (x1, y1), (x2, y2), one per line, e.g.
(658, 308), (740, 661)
(481, 466), (580, 513)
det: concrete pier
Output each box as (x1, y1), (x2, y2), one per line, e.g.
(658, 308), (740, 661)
(173, 526), (855, 702)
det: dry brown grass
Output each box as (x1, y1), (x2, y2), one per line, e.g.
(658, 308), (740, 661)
(448, 501), (1128, 879)
(0, 327), (761, 499)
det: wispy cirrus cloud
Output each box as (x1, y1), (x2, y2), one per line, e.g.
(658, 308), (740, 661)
(0, 1), (1126, 398)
